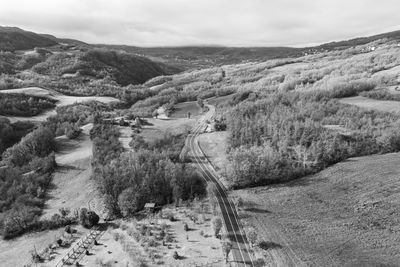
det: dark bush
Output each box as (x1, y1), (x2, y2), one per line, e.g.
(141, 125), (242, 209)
(79, 208), (99, 228)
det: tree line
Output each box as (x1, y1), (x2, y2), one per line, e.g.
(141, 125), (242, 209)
(0, 126), (57, 238)
(0, 93), (56, 116)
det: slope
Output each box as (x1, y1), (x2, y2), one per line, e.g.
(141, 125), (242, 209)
(0, 26), (57, 51)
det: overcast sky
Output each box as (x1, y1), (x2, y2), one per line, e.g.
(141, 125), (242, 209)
(1, 0), (399, 47)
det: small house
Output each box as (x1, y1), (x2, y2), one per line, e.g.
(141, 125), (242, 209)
(144, 203), (156, 213)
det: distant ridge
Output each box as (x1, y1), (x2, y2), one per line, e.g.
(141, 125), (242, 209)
(0, 26), (57, 51)
(316, 30), (400, 50)
(2, 25), (400, 69)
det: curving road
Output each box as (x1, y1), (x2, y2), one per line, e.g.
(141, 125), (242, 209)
(187, 103), (254, 266)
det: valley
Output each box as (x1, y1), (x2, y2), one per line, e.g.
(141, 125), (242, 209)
(2, 23), (400, 267)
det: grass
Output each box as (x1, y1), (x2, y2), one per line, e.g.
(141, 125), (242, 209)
(232, 152), (400, 266)
(197, 131), (231, 186)
(169, 101), (202, 119)
(339, 96), (400, 113)
(138, 117), (195, 144)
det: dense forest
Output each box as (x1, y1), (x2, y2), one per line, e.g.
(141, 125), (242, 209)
(45, 101), (111, 137)
(91, 123), (206, 218)
(0, 93), (56, 116)
(0, 118), (34, 157)
(226, 90), (400, 188)
(0, 126), (57, 238)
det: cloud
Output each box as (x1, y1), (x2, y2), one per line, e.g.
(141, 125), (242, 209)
(0, 0), (399, 46)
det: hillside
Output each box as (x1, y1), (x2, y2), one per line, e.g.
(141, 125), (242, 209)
(0, 26), (57, 51)
(318, 29), (400, 50)
(99, 30), (400, 70)
(32, 48), (180, 86)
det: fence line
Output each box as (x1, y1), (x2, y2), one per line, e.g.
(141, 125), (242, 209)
(54, 226), (104, 267)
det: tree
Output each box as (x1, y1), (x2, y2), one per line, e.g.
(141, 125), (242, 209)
(118, 187), (140, 217)
(207, 182), (218, 214)
(212, 216), (222, 237)
(79, 208), (99, 228)
(222, 239), (232, 263)
(197, 97), (204, 108)
(247, 227), (257, 245)
(235, 197), (244, 210)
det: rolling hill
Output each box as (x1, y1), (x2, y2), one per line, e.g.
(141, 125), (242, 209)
(99, 30), (400, 69)
(0, 26), (57, 51)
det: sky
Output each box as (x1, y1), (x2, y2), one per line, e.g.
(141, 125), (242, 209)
(1, 0), (400, 47)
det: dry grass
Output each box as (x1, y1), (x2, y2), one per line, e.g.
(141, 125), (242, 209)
(339, 96), (400, 113)
(42, 124), (104, 219)
(232, 152), (400, 266)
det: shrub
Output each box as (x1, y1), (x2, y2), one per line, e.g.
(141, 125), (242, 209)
(79, 208), (99, 228)
(172, 251), (179, 260)
(247, 227), (258, 245)
(164, 233), (173, 243)
(65, 126), (82, 139)
(112, 232), (120, 241)
(212, 217), (223, 237)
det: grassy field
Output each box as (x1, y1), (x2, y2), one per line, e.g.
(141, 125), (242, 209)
(339, 96), (400, 113)
(232, 152), (400, 266)
(139, 117), (196, 144)
(41, 124), (104, 219)
(170, 100), (202, 119)
(197, 131), (232, 188)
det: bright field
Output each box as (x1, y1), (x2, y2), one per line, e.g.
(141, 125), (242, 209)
(340, 96), (400, 113)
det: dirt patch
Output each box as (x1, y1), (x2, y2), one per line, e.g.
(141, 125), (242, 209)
(339, 96), (400, 113)
(232, 152), (400, 266)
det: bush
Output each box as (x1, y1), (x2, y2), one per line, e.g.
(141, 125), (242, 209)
(172, 251), (179, 260)
(212, 217), (222, 237)
(79, 208), (99, 228)
(164, 233), (173, 243)
(65, 126), (82, 139)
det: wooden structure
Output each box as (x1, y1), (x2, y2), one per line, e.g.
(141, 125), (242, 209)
(54, 226), (104, 267)
(144, 203), (156, 213)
